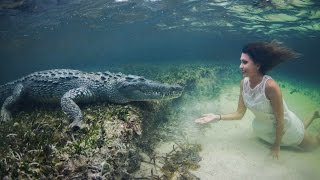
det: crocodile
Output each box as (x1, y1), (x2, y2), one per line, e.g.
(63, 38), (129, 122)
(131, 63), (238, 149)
(0, 69), (183, 129)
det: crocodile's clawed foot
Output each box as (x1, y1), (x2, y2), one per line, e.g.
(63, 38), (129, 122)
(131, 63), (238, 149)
(0, 109), (12, 123)
(69, 120), (82, 131)
(69, 121), (89, 133)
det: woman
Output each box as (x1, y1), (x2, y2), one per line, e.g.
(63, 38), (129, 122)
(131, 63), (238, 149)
(195, 40), (320, 159)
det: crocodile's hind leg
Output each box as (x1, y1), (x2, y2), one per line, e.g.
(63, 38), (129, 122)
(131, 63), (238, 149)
(1, 83), (24, 122)
(61, 87), (93, 130)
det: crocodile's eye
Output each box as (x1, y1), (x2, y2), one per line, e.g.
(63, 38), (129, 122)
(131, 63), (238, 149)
(138, 77), (145, 81)
(125, 77), (134, 80)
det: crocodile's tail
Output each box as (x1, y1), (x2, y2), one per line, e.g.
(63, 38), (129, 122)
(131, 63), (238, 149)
(0, 82), (15, 105)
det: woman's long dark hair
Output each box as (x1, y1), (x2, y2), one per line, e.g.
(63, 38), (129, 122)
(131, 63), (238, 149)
(242, 40), (300, 74)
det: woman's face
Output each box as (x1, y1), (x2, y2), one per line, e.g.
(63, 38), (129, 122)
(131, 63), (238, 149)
(239, 53), (260, 78)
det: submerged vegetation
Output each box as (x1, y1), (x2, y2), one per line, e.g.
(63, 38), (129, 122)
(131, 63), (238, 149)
(160, 143), (202, 179)
(1, 63), (319, 179)
(0, 103), (143, 179)
(135, 142), (202, 180)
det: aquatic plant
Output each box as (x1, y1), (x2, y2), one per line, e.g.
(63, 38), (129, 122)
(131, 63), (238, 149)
(160, 142), (202, 179)
(0, 102), (143, 179)
(134, 142), (202, 180)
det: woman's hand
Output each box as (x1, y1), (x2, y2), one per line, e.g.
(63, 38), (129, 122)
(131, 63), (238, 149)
(270, 144), (280, 159)
(195, 113), (220, 124)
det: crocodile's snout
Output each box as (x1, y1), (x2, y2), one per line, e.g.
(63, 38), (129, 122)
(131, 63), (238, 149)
(118, 80), (183, 101)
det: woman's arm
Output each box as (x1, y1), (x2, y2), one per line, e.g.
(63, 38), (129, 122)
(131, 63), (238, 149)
(265, 79), (284, 159)
(195, 80), (247, 124)
(220, 80), (247, 120)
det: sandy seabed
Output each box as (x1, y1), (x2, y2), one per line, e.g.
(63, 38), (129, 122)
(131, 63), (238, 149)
(194, 84), (320, 180)
(137, 81), (320, 180)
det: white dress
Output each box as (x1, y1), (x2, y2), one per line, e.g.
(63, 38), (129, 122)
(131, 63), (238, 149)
(242, 75), (305, 146)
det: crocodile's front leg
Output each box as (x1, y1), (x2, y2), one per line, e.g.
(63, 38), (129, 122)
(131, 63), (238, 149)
(1, 83), (24, 122)
(61, 87), (93, 130)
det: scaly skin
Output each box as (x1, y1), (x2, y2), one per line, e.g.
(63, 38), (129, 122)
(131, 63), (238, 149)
(0, 69), (183, 129)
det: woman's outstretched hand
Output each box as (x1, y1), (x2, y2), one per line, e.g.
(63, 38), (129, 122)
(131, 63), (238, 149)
(270, 144), (280, 160)
(195, 113), (220, 124)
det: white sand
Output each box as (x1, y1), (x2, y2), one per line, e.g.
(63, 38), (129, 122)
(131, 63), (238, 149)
(135, 81), (320, 179)
(192, 85), (320, 180)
